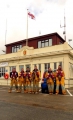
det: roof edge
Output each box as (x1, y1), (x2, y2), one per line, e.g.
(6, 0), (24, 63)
(5, 32), (64, 46)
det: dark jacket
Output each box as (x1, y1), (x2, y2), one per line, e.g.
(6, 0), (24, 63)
(10, 72), (18, 78)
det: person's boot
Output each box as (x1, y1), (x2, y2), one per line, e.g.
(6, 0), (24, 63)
(8, 90), (12, 93)
(18, 89), (21, 93)
(55, 92), (58, 95)
(24, 90), (27, 93)
(62, 91), (66, 95)
(16, 89), (19, 93)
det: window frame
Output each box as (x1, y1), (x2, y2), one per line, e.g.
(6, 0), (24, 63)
(38, 41), (41, 48)
(49, 38), (52, 46)
(19, 65), (24, 72)
(59, 62), (62, 67)
(9, 66), (16, 73)
(38, 39), (52, 48)
(11, 45), (22, 53)
(25, 64), (31, 70)
(38, 64), (41, 71)
(0, 67), (6, 78)
(44, 63), (50, 71)
(54, 62), (57, 70)
(45, 39), (49, 47)
(41, 40), (45, 48)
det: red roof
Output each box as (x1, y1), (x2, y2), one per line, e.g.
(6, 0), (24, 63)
(5, 32), (65, 46)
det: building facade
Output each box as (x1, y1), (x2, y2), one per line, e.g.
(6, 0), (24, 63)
(0, 42), (73, 88)
(5, 32), (65, 54)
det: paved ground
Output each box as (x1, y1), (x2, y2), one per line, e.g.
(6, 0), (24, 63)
(0, 86), (73, 120)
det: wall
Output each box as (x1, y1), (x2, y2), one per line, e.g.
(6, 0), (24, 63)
(6, 46), (11, 54)
(56, 34), (65, 44)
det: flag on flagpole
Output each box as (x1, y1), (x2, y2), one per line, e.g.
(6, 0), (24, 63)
(26, 10), (35, 46)
(28, 12), (35, 19)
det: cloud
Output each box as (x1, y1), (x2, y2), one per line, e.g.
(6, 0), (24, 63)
(46, 0), (67, 5)
(56, 0), (67, 5)
(27, 0), (46, 16)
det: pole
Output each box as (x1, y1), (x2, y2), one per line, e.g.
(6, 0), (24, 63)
(64, 9), (66, 41)
(5, 18), (7, 46)
(5, 5), (9, 53)
(26, 9), (28, 46)
(60, 9), (66, 41)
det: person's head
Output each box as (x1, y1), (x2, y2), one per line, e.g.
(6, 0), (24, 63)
(26, 67), (30, 71)
(21, 68), (24, 72)
(34, 66), (37, 69)
(12, 68), (16, 72)
(58, 65), (62, 70)
(48, 68), (52, 72)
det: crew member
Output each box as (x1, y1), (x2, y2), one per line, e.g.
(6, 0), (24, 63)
(56, 65), (66, 95)
(18, 68), (26, 93)
(47, 68), (54, 94)
(32, 66), (41, 93)
(25, 67), (32, 93)
(9, 68), (18, 93)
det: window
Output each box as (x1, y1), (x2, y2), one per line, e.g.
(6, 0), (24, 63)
(38, 39), (52, 48)
(38, 64), (41, 71)
(45, 40), (49, 47)
(25, 64), (31, 70)
(44, 63), (47, 70)
(54, 62), (57, 70)
(0, 67), (5, 77)
(33, 64), (37, 68)
(49, 39), (52, 46)
(44, 63), (50, 71)
(12, 47), (14, 53)
(41, 41), (45, 47)
(12, 45), (22, 53)
(48, 63), (50, 68)
(38, 41), (41, 48)
(19, 65), (24, 71)
(59, 62), (62, 67)
(16, 45), (19, 51)
(12, 46), (17, 52)
(20, 45), (22, 48)
(10, 66), (16, 73)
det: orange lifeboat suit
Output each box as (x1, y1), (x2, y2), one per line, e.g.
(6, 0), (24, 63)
(56, 69), (66, 94)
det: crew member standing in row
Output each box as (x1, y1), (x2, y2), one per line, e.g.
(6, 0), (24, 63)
(9, 68), (18, 93)
(32, 66), (41, 93)
(56, 65), (66, 95)
(18, 68), (26, 93)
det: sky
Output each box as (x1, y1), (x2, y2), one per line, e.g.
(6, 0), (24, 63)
(0, 0), (73, 54)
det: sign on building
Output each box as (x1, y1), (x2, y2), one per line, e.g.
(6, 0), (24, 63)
(0, 62), (8, 67)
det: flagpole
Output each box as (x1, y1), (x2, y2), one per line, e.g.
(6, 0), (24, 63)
(5, 18), (7, 47)
(26, 9), (28, 46)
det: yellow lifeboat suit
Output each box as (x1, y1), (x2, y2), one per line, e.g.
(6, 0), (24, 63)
(46, 71), (54, 94)
(25, 70), (32, 93)
(18, 70), (26, 93)
(32, 69), (41, 93)
(9, 71), (18, 93)
(56, 69), (66, 95)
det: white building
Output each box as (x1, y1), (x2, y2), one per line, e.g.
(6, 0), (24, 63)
(0, 42), (73, 88)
